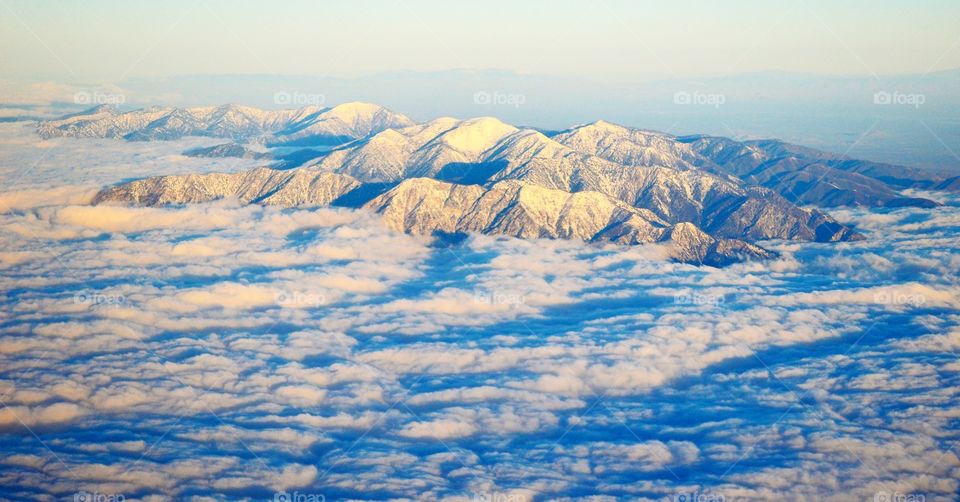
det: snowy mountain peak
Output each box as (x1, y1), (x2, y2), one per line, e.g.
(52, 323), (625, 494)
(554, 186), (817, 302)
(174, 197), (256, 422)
(580, 119), (629, 133)
(433, 116), (519, 154)
(322, 101), (415, 131)
(46, 100), (953, 264)
(269, 101), (415, 146)
(325, 101), (392, 121)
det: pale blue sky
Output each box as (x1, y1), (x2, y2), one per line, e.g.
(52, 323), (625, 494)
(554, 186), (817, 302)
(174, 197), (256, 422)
(2, 0), (959, 83)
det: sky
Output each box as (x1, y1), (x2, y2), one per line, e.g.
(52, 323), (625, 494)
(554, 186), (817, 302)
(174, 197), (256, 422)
(2, 0), (960, 82)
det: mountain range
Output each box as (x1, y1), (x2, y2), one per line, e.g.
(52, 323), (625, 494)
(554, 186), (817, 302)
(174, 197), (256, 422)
(37, 102), (413, 145)
(43, 102), (958, 265)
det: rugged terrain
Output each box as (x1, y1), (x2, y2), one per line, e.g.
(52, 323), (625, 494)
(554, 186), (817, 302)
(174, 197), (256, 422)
(44, 102), (959, 265)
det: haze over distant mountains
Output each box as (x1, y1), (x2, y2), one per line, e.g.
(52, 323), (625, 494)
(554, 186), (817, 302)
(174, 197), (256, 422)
(19, 68), (958, 169)
(40, 101), (959, 266)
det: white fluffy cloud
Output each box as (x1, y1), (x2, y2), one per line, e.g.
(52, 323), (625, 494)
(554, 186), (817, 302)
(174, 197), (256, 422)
(1, 124), (959, 500)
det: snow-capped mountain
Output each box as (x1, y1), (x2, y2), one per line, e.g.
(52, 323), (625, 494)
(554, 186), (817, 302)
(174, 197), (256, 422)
(44, 103), (952, 209)
(57, 100), (960, 264)
(551, 120), (702, 170)
(553, 121), (955, 208)
(94, 169), (773, 266)
(37, 102), (412, 145)
(305, 116), (519, 180)
(366, 177), (775, 266)
(37, 104), (172, 139)
(549, 122), (947, 208)
(268, 101), (416, 146)
(295, 118), (858, 242)
(93, 167), (361, 207)
(675, 136), (944, 208)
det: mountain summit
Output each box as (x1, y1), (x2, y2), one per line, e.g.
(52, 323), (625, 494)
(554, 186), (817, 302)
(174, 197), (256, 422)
(46, 102), (958, 265)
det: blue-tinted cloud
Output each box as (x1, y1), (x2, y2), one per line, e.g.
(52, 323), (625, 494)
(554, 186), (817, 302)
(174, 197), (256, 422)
(0, 125), (958, 500)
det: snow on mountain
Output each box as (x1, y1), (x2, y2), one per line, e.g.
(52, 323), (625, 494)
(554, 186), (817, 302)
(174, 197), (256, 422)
(37, 104), (956, 208)
(405, 117), (519, 178)
(367, 177), (773, 265)
(63, 100), (960, 264)
(552, 120), (701, 169)
(366, 177), (661, 241)
(675, 135), (944, 207)
(37, 104), (170, 139)
(36, 102), (411, 145)
(269, 102), (415, 146)
(657, 221), (775, 266)
(42, 103), (950, 210)
(315, 128), (418, 182)
(430, 116), (519, 155)
(93, 166), (361, 207)
(297, 118), (857, 243)
(88, 104), (864, 255)
(94, 167), (773, 265)
(549, 122), (945, 208)
(303, 116), (519, 181)
(484, 130), (860, 242)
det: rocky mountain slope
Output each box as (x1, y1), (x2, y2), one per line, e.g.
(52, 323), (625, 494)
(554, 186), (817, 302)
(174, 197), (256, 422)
(676, 135), (944, 208)
(294, 118), (859, 243)
(41, 103), (951, 209)
(51, 101), (960, 265)
(94, 167), (774, 266)
(552, 120), (703, 170)
(37, 102), (412, 145)
(268, 102), (415, 146)
(550, 121), (944, 208)
(94, 167), (362, 207)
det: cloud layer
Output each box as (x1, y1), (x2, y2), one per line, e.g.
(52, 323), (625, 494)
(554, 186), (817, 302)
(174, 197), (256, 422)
(1, 125), (958, 501)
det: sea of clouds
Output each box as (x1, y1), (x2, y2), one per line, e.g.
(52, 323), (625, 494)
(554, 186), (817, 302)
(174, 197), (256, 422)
(0, 122), (958, 501)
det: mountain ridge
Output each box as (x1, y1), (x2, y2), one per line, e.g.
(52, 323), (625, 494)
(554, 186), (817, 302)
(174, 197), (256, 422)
(93, 168), (776, 266)
(37, 102), (411, 146)
(44, 102), (960, 265)
(295, 120), (861, 243)
(41, 103), (957, 208)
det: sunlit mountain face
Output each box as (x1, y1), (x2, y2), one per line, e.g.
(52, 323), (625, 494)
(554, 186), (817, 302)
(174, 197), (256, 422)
(1, 92), (959, 502)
